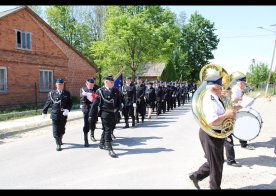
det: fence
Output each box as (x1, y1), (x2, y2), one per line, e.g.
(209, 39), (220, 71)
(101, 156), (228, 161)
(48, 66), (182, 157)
(254, 84), (276, 96)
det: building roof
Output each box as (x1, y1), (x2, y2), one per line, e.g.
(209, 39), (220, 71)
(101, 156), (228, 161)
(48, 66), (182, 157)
(0, 6), (98, 72)
(140, 62), (166, 77)
(0, 6), (24, 19)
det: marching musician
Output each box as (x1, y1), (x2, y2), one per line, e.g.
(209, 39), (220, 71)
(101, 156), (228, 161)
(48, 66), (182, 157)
(189, 71), (236, 189)
(231, 76), (255, 150)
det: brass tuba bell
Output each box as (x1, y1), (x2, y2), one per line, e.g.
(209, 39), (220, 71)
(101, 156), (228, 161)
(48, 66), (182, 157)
(192, 64), (235, 138)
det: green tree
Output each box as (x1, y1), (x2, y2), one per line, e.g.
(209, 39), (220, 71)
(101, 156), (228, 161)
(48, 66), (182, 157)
(160, 59), (178, 81)
(90, 6), (180, 78)
(179, 12), (219, 82)
(246, 62), (269, 87)
(45, 6), (93, 59)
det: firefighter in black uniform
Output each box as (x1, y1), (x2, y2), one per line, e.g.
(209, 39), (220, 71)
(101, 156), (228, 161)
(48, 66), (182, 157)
(89, 76), (121, 158)
(135, 76), (146, 123)
(122, 76), (136, 128)
(175, 82), (181, 107)
(42, 78), (72, 151)
(161, 82), (167, 114)
(80, 78), (97, 147)
(155, 81), (163, 116)
(145, 81), (156, 119)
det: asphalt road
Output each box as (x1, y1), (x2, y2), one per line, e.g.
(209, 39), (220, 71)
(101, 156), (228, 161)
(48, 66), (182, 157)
(0, 99), (275, 189)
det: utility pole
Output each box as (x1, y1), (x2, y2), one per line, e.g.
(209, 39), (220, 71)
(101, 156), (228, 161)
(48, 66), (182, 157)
(257, 26), (276, 97)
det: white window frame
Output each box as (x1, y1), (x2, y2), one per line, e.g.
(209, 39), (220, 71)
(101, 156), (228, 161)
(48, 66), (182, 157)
(39, 70), (53, 92)
(0, 66), (8, 93)
(15, 29), (32, 50)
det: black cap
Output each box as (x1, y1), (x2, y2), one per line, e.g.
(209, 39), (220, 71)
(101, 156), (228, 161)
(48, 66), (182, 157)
(86, 79), (94, 84)
(237, 77), (246, 82)
(103, 76), (114, 81)
(136, 76), (142, 80)
(206, 77), (223, 86)
(56, 78), (64, 83)
(126, 76), (132, 80)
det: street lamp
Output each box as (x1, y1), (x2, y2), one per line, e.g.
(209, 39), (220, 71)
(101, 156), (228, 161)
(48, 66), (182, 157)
(257, 26), (276, 97)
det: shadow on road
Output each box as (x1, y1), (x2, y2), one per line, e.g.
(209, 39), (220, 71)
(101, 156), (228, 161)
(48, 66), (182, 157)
(114, 147), (174, 156)
(236, 155), (276, 168)
(110, 136), (174, 156)
(61, 142), (99, 150)
(239, 178), (276, 189)
(251, 137), (276, 149)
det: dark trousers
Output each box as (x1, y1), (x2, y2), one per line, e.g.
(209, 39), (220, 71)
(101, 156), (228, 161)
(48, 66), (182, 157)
(83, 112), (90, 133)
(161, 100), (166, 113)
(224, 134), (235, 163)
(240, 140), (248, 147)
(177, 96), (181, 107)
(100, 118), (115, 143)
(136, 101), (146, 120)
(156, 100), (162, 115)
(181, 95), (185, 105)
(123, 105), (135, 123)
(52, 116), (67, 139)
(193, 129), (224, 189)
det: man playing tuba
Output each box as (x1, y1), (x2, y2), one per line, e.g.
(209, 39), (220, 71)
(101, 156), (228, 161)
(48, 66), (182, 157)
(189, 70), (236, 189)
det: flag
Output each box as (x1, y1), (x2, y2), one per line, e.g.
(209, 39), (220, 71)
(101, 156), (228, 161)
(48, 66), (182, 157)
(114, 74), (123, 89)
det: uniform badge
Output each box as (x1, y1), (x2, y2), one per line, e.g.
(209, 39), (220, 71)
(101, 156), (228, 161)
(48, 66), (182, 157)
(211, 95), (215, 100)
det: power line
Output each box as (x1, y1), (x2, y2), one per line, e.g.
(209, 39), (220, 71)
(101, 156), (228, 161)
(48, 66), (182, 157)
(221, 34), (275, 38)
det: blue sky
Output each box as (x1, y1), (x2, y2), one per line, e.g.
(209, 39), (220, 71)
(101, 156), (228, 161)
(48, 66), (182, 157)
(1, 6), (276, 75)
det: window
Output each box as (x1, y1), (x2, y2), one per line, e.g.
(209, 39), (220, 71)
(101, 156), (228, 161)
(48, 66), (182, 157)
(0, 67), (7, 92)
(39, 70), (53, 92)
(16, 30), (32, 50)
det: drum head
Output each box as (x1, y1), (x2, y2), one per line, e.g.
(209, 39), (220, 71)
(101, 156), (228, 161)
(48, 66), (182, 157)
(233, 109), (261, 141)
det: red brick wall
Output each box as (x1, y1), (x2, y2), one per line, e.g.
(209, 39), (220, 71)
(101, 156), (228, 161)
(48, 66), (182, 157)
(29, 11), (97, 98)
(0, 8), (97, 108)
(0, 9), (69, 108)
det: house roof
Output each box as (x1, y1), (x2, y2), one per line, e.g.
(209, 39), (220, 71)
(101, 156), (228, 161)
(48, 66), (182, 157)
(0, 6), (24, 19)
(140, 62), (166, 77)
(0, 6), (98, 72)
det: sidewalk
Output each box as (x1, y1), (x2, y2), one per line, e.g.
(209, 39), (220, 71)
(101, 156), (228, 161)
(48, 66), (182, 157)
(0, 109), (83, 138)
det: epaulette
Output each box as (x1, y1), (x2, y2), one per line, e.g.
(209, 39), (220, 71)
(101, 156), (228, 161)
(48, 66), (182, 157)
(211, 95), (215, 100)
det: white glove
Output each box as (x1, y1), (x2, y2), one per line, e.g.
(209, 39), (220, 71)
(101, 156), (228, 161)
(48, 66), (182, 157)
(63, 109), (69, 116)
(121, 103), (124, 108)
(81, 89), (88, 96)
(80, 105), (83, 109)
(42, 113), (47, 119)
(133, 103), (136, 108)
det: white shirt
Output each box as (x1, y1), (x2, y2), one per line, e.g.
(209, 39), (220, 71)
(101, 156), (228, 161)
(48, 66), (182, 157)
(231, 85), (242, 100)
(202, 91), (225, 126)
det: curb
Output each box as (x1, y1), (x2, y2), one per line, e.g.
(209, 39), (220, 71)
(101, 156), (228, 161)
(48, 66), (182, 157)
(0, 112), (83, 139)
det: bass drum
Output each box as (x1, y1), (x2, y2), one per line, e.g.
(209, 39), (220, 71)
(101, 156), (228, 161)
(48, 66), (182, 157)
(233, 108), (263, 141)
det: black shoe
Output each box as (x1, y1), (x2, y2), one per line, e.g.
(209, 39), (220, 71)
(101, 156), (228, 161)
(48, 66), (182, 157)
(111, 133), (116, 139)
(132, 123), (135, 127)
(241, 145), (255, 150)
(108, 149), (118, 158)
(227, 161), (242, 167)
(99, 143), (106, 150)
(189, 173), (200, 189)
(56, 145), (62, 151)
(90, 136), (97, 142)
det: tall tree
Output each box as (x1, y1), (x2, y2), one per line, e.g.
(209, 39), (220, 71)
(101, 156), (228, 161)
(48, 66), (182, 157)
(179, 12), (220, 82)
(45, 6), (93, 59)
(246, 62), (270, 87)
(90, 6), (180, 78)
(160, 59), (178, 81)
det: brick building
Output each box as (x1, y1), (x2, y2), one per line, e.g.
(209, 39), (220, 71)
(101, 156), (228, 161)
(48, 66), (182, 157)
(0, 6), (98, 109)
